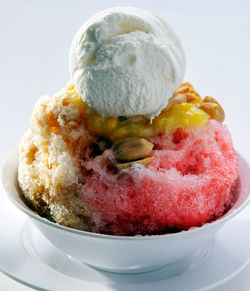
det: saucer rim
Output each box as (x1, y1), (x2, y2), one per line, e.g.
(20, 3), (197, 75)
(0, 201), (249, 291)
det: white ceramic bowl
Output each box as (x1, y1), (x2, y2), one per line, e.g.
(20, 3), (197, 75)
(2, 149), (250, 274)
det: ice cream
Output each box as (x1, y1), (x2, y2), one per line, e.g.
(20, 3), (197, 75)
(69, 7), (185, 120)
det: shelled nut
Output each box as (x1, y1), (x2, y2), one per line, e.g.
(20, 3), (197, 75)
(113, 137), (154, 162)
(199, 96), (225, 122)
(117, 157), (154, 170)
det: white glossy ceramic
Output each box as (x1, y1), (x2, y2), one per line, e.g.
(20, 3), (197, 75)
(0, 204), (250, 291)
(2, 149), (250, 273)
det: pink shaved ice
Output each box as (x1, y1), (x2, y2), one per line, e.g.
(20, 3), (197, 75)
(80, 120), (238, 236)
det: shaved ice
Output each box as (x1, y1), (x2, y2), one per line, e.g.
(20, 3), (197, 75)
(80, 120), (238, 235)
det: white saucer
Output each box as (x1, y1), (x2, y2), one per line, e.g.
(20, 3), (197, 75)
(1, 194), (250, 291)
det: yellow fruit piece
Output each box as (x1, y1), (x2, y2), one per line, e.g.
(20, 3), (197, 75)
(64, 83), (89, 115)
(103, 117), (118, 136)
(86, 112), (104, 135)
(160, 103), (209, 131)
(152, 116), (170, 134)
(110, 127), (128, 140)
(70, 94), (88, 115)
(111, 123), (153, 141)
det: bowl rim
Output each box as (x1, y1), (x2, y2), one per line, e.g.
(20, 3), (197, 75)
(2, 148), (250, 241)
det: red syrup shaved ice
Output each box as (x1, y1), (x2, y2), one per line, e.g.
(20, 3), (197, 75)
(80, 120), (238, 236)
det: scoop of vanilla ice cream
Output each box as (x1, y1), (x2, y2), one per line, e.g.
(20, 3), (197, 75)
(69, 7), (185, 120)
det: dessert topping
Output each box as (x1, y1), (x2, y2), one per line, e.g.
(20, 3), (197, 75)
(153, 103), (209, 133)
(67, 82), (224, 143)
(199, 96), (225, 122)
(113, 137), (154, 162)
(116, 157), (154, 170)
(167, 82), (201, 109)
(69, 7), (185, 120)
